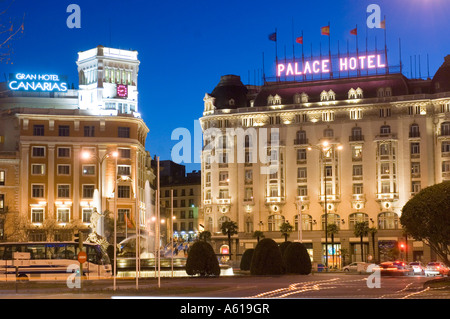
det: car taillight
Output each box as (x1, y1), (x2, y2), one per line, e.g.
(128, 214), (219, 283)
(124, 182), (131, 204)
(437, 266), (440, 269)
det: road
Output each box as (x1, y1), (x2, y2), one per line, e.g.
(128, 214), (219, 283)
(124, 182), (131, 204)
(0, 273), (447, 299)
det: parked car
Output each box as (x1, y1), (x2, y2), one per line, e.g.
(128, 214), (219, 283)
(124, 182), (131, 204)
(408, 262), (425, 275)
(425, 262), (449, 277)
(343, 262), (371, 272)
(375, 261), (412, 276)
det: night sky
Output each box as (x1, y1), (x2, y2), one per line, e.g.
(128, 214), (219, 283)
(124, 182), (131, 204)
(2, 0), (450, 172)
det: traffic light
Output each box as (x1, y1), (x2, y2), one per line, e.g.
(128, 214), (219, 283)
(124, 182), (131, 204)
(74, 232), (83, 249)
(74, 232), (80, 243)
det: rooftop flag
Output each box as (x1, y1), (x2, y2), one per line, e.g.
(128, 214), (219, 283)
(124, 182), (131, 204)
(321, 25), (330, 36)
(296, 36), (303, 44)
(268, 32), (277, 41)
(350, 27), (357, 35)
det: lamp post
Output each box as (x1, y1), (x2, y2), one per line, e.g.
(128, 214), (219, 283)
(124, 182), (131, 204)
(308, 140), (342, 271)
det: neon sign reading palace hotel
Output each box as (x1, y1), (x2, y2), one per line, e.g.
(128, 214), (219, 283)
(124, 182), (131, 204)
(276, 53), (386, 77)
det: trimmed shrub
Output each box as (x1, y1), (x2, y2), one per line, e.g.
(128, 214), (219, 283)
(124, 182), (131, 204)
(250, 238), (283, 275)
(279, 241), (292, 257)
(185, 241), (220, 277)
(240, 249), (254, 271)
(282, 242), (312, 275)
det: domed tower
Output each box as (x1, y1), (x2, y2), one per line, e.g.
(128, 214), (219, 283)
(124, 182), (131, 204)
(210, 75), (249, 109)
(432, 55), (450, 93)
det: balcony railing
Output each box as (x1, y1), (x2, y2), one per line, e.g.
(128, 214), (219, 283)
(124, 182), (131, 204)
(349, 135), (364, 142)
(217, 197), (231, 205)
(265, 196), (285, 204)
(294, 138), (309, 145)
(376, 193), (399, 201)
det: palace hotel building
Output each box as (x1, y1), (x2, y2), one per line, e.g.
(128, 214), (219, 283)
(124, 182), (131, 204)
(200, 54), (450, 266)
(0, 46), (156, 246)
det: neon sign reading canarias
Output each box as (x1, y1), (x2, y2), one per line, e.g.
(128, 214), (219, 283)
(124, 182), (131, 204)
(8, 73), (68, 92)
(276, 54), (386, 77)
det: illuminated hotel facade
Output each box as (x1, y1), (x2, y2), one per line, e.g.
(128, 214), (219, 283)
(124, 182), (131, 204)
(0, 46), (156, 246)
(200, 54), (450, 266)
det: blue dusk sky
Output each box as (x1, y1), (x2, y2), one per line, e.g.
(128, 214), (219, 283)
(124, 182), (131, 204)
(2, 0), (450, 172)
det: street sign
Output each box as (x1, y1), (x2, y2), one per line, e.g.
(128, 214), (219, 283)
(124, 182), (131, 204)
(78, 251), (87, 264)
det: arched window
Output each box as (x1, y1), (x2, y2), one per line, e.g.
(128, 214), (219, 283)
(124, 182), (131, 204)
(320, 90), (328, 101)
(267, 95), (274, 105)
(268, 214), (285, 231)
(378, 212), (399, 230)
(321, 213), (340, 230)
(356, 87), (363, 99)
(328, 90), (336, 101)
(348, 88), (356, 99)
(274, 94), (282, 105)
(301, 92), (309, 103)
(293, 93), (301, 104)
(295, 214), (313, 231)
(349, 213), (369, 230)
(229, 98), (235, 106)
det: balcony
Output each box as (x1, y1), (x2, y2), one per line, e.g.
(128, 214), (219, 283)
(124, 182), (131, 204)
(349, 135), (365, 142)
(265, 196), (285, 204)
(294, 138), (309, 146)
(374, 133), (398, 141)
(352, 194), (366, 201)
(376, 193), (399, 201)
(203, 199), (212, 205)
(319, 194), (340, 202)
(217, 197), (231, 205)
(296, 195), (310, 203)
(409, 132), (421, 138)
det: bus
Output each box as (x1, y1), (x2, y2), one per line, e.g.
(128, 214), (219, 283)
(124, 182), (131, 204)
(0, 242), (112, 281)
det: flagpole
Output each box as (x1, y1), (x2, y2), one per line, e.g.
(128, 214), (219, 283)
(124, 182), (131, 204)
(356, 24), (360, 77)
(384, 15), (389, 74)
(399, 38), (403, 74)
(292, 17), (296, 81)
(328, 22), (332, 79)
(275, 28), (278, 82)
(302, 30), (305, 82)
(337, 40), (340, 79)
(157, 156), (160, 288)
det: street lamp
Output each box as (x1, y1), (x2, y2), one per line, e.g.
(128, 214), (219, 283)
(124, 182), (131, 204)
(308, 140), (342, 271)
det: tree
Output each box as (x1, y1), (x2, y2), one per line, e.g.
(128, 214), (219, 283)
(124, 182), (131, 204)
(282, 242), (312, 275)
(368, 227), (378, 262)
(199, 231), (212, 243)
(239, 249), (254, 271)
(279, 241), (292, 257)
(0, 1), (25, 64)
(280, 221), (293, 242)
(185, 241), (220, 277)
(252, 230), (264, 243)
(327, 223), (339, 268)
(353, 221), (369, 262)
(401, 181), (450, 266)
(250, 238), (283, 275)
(220, 220), (238, 260)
